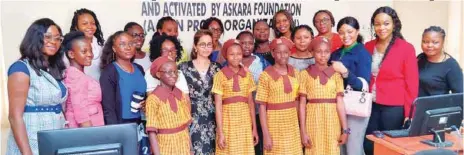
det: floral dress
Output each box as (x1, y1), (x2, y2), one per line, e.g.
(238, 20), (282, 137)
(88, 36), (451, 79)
(179, 61), (221, 155)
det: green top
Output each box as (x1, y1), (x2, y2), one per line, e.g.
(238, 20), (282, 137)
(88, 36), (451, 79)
(340, 42), (358, 59)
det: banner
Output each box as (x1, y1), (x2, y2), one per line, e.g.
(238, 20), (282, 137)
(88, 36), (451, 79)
(140, 0), (304, 55)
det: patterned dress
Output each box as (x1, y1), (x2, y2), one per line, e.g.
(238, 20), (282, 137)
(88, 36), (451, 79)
(299, 65), (344, 155)
(7, 60), (68, 155)
(211, 66), (256, 155)
(146, 86), (192, 155)
(255, 65), (302, 155)
(179, 61), (221, 155)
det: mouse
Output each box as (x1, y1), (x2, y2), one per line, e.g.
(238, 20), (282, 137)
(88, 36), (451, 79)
(373, 131), (384, 138)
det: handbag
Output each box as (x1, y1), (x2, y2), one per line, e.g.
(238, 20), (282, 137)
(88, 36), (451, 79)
(343, 77), (372, 117)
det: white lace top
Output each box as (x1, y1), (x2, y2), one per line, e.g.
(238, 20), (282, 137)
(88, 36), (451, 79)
(371, 48), (385, 102)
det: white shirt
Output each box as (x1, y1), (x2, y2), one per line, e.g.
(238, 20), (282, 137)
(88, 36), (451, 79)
(144, 69), (189, 94)
(133, 53), (152, 71)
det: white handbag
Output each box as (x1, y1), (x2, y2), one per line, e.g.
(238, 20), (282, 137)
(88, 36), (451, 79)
(343, 77), (372, 117)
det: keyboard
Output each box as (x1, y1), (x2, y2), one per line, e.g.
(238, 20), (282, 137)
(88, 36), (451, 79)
(382, 129), (409, 138)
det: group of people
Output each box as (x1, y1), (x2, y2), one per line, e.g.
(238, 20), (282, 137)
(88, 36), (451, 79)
(6, 5), (463, 155)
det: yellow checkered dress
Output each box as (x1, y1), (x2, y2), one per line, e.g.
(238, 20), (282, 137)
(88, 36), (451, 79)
(299, 69), (344, 155)
(212, 70), (256, 155)
(145, 93), (192, 155)
(256, 68), (302, 155)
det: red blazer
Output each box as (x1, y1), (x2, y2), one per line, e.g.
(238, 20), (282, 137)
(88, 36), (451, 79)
(365, 38), (419, 117)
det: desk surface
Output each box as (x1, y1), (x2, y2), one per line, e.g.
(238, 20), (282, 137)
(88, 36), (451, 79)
(367, 133), (463, 155)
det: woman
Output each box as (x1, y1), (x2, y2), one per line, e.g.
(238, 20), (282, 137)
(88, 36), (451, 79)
(271, 10), (295, 40)
(253, 20), (274, 65)
(178, 30), (221, 155)
(70, 8), (105, 81)
(7, 18), (67, 155)
(256, 38), (302, 155)
(418, 26), (463, 97)
(299, 37), (348, 155)
(313, 10), (343, 52)
(63, 31), (104, 128)
(213, 39), (258, 155)
(99, 31), (148, 154)
(154, 16), (189, 64)
(330, 16), (372, 155)
(363, 6), (419, 155)
(146, 34), (189, 94)
(289, 25), (315, 71)
(201, 17), (225, 64)
(100, 30), (147, 123)
(124, 22), (150, 71)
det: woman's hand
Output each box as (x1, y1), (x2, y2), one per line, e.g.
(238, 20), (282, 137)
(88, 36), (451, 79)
(331, 61), (348, 74)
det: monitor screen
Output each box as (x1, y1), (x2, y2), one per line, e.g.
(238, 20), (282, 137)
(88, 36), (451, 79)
(38, 123), (138, 155)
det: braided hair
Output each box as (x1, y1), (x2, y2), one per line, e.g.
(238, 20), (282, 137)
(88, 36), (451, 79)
(423, 26), (446, 40)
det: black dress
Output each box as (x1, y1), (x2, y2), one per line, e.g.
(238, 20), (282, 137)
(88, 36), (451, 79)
(418, 53), (463, 97)
(179, 61), (221, 155)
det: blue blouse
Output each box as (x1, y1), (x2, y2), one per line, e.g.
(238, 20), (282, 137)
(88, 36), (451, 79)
(114, 62), (147, 119)
(330, 43), (372, 90)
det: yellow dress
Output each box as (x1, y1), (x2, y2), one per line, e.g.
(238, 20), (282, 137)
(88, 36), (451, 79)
(145, 86), (192, 155)
(256, 65), (302, 155)
(299, 65), (344, 155)
(212, 66), (256, 155)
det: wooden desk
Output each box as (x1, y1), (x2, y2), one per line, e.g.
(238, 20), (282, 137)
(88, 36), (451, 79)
(367, 133), (463, 155)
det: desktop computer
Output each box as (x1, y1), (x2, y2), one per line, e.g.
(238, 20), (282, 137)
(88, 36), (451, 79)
(382, 93), (463, 147)
(38, 123), (138, 155)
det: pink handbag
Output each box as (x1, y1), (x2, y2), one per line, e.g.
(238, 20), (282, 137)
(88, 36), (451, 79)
(343, 77), (372, 117)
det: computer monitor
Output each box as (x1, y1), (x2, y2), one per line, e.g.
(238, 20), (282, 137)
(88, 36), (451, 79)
(38, 123), (138, 155)
(408, 93), (463, 147)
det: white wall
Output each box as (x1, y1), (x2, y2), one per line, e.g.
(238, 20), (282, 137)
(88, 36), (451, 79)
(5, 0), (464, 152)
(1, 0), (392, 69)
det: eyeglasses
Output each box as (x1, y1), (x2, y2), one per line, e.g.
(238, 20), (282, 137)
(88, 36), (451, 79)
(131, 33), (146, 38)
(117, 42), (137, 48)
(209, 27), (222, 33)
(315, 18), (331, 25)
(44, 33), (64, 43)
(198, 42), (213, 48)
(159, 70), (178, 76)
(161, 48), (177, 54)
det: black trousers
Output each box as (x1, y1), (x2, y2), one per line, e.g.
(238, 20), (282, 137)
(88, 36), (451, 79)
(363, 103), (404, 155)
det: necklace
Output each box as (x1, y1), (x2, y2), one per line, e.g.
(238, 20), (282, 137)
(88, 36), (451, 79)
(115, 61), (134, 73)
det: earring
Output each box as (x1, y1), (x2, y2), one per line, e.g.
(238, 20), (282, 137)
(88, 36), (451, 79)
(112, 52), (115, 61)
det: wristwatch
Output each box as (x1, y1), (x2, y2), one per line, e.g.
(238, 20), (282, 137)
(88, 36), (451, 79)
(342, 128), (351, 135)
